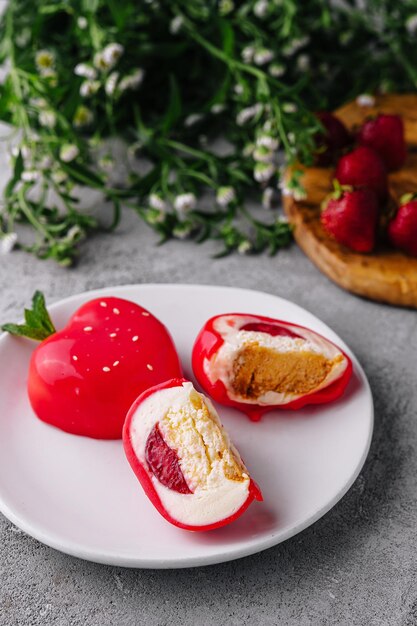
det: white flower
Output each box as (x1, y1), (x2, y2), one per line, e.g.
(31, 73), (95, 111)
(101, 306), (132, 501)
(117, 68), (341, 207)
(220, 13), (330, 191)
(94, 45), (123, 72)
(40, 69), (57, 84)
(170, 15), (184, 35)
(60, 144), (79, 163)
(296, 54), (310, 72)
(74, 63), (97, 80)
(174, 193), (197, 217)
(254, 48), (274, 66)
(73, 105), (93, 128)
(238, 240), (251, 254)
(39, 155), (53, 169)
(256, 135), (279, 150)
(22, 170), (39, 183)
(1, 233), (18, 255)
(216, 186), (236, 207)
(253, 146), (275, 163)
(30, 97), (47, 108)
(241, 46), (255, 63)
(356, 93), (375, 107)
(80, 80), (101, 98)
(16, 28), (31, 48)
(287, 132), (296, 144)
(262, 187), (278, 209)
(211, 104), (225, 114)
(66, 226), (83, 241)
(20, 144), (32, 162)
(118, 69), (145, 92)
(128, 68), (145, 89)
(35, 49), (55, 72)
(39, 110), (56, 128)
(283, 102), (297, 113)
(99, 155), (114, 172)
(234, 83), (244, 95)
(269, 63), (285, 78)
(236, 103), (263, 126)
(282, 36), (310, 57)
(406, 14), (417, 35)
(77, 16), (88, 29)
(254, 162), (275, 182)
(149, 194), (167, 212)
(279, 179), (292, 197)
(279, 179), (306, 201)
(219, 0), (234, 15)
(253, 0), (268, 18)
(184, 113), (204, 127)
(102, 43), (124, 69)
(52, 169), (68, 185)
(93, 51), (106, 71)
(105, 71), (119, 96)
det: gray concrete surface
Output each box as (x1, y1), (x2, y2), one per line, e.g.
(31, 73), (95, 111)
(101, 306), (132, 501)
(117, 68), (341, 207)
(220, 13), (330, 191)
(1, 207), (416, 626)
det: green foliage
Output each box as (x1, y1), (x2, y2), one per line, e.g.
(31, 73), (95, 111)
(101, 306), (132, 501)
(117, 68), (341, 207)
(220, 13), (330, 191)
(2, 290), (56, 339)
(0, 0), (416, 264)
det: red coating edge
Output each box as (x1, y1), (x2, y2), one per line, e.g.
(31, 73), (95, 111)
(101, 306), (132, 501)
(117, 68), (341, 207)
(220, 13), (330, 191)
(122, 378), (262, 532)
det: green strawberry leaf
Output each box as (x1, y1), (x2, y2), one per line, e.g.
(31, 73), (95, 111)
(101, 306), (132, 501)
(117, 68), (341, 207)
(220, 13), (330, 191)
(400, 193), (417, 205)
(2, 291), (56, 341)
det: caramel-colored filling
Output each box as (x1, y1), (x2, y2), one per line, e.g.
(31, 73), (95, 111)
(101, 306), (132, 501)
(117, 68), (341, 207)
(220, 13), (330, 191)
(231, 344), (341, 399)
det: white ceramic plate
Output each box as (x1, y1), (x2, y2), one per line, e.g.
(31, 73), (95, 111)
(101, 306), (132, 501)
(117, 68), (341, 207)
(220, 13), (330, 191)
(0, 284), (373, 568)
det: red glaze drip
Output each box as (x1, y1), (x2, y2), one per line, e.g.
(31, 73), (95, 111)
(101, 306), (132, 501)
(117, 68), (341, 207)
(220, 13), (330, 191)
(241, 322), (301, 339)
(145, 424), (192, 494)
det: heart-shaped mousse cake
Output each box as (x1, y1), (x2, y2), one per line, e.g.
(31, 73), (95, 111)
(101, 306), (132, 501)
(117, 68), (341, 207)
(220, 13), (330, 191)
(3, 293), (182, 438)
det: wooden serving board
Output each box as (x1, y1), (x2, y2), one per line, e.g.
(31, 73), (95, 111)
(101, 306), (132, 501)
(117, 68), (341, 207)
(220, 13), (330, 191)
(283, 94), (417, 309)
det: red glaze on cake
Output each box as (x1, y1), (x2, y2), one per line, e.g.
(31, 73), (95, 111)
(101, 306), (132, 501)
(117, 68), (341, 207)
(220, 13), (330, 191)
(123, 378), (262, 531)
(192, 313), (353, 421)
(3, 293), (182, 438)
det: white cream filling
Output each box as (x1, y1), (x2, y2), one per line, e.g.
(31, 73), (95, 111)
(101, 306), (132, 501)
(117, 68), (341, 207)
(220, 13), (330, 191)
(205, 315), (348, 405)
(129, 382), (250, 526)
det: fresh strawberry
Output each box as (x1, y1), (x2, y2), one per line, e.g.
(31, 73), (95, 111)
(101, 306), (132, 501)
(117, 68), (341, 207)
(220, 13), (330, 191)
(357, 114), (406, 171)
(321, 184), (379, 253)
(388, 195), (417, 257)
(314, 111), (352, 165)
(335, 145), (388, 201)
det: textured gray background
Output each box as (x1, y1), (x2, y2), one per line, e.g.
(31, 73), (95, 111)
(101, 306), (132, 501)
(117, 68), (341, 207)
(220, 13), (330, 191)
(1, 208), (416, 626)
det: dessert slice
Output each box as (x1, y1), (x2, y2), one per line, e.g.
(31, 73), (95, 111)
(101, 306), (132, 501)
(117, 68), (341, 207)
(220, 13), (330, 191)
(123, 378), (262, 531)
(192, 313), (352, 420)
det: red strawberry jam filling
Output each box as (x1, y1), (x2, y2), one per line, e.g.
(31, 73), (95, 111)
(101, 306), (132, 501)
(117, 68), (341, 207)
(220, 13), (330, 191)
(241, 322), (301, 339)
(145, 424), (191, 494)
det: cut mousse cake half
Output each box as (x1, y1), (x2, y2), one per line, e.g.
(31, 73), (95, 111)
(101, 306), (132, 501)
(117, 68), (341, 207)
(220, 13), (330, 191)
(123, 378), (262, 531)
(192, 313), (352, 420)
